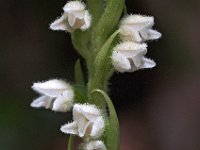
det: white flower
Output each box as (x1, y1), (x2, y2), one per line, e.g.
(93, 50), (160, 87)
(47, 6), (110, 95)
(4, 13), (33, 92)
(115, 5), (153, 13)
(84, 140), (106, 150)
(120, 14), (161, 42)
(31, 79), (74, 112)
(111, 42), (156, 73)
(60, 104), (105, 138)
(50, 1), (91, 32)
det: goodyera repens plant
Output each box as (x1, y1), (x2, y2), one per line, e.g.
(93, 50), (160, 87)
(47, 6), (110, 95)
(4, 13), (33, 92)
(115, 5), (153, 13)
(30, 0), (161, 149)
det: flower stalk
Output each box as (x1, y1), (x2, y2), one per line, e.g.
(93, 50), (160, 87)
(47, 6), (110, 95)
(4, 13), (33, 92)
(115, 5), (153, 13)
(30, 0), (161, 149)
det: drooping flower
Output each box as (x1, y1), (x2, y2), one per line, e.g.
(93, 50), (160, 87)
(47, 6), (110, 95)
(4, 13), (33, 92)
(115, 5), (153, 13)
(50, 1), (91, 32)
(31, 79), (74, 112)
(83, 140), (106, 150)
(111, 41), (156, 73)
(60, 104), (105, 139)
(119, 14), (161, 42)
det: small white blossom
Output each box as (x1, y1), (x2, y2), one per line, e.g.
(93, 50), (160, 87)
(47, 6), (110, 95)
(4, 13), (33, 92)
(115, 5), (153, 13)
(50, 1), (91, 32)
(111, 42), (156, 73)
(84, 140), (106, 150)
(60, 104), (105, 138)
(120, 14), (161, 42)
(31, 79), (74, 112)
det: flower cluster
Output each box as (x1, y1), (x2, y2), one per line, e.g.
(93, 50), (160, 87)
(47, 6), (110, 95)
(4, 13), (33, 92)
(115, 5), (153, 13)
(112, 14), (161, 73)
(31, 79), (106, 149)
(31, 0), (162, 149)
(31, 1), (106, 149)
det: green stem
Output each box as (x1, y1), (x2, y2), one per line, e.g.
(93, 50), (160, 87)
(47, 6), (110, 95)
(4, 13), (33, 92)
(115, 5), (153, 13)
(87, 0), (104, 26)
(91, 0), (124, 53)
(87, 30), (119, 107)
(71, 30), (90, 59)
(75, 59), (85, 85)
(67, 135), (75, 150)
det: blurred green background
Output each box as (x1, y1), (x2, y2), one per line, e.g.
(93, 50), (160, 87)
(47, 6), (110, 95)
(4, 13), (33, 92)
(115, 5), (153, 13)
(0, 0), (200, 150)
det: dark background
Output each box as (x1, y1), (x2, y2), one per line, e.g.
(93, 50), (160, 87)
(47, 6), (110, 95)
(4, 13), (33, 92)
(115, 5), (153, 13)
(1, 0), (200, 150)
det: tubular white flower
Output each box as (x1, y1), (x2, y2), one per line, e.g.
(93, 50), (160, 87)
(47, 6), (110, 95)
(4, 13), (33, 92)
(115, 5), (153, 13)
(60, 104), (105, 138)
(120, 14), (161, 42)
(31, 79), (74, 112)
(50, 1), (91, 32)
(111, 42), (156, 73)
(84, 140), (106, 150)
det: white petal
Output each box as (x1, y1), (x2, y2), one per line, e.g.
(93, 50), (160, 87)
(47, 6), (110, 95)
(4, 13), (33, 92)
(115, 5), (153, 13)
(115, 42), (147, 53)
(80, 11), (91, 30)
(68, 12), (85, 29)
(67, 10), (91, 30)
(78, 118), (92, 137)
(63, 1), (85, 13)
(131, 47), (147, 67)
(140, 57), (156, 69)
(132, 53), (144, 67)
(120, 25), (143, 42)
(111, 51), (131, 73)
(90, 117), (105, 138)
(84, 140), (106, 150)
(32, 79), (72, 97)
(132, 30), (143, 42)
(140, 28), (161, 41)
(147, 29), (162, 40)
(120, 15), (154, 30)
(119, 26), (133, 41)
(73, 104), (101, 122)
(67, 13), (77, 27)
(50, 13), (73, 32)
(60, 122), (78, 135)
(30, 95), (53, 109)
(52, 90), (74, 112)
(129, 57), (156, 72)
(81, 106), (101, 122)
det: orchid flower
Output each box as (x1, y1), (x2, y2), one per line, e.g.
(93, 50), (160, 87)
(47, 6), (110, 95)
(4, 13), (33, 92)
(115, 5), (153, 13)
(50, 1), (91, 32)
(111, 41), (156, 73)
(60, 104), (105, 139)
(31, 79), (74, 112)
(120, 14), (161, 42)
